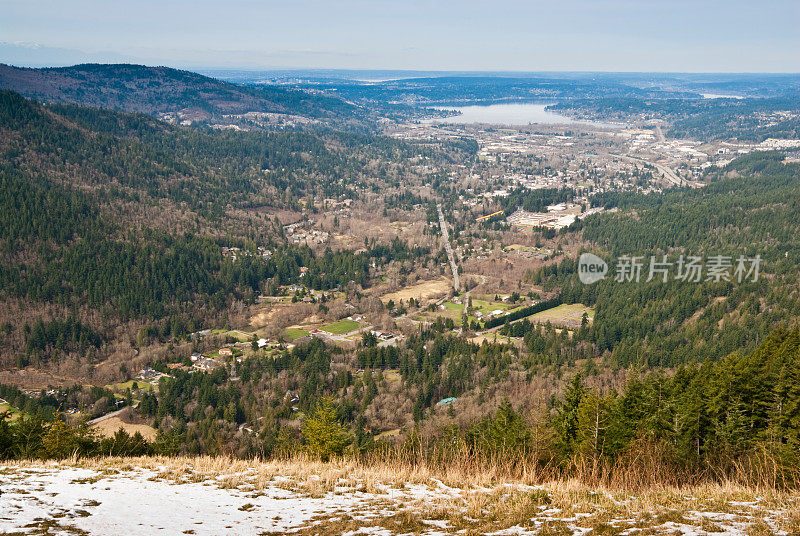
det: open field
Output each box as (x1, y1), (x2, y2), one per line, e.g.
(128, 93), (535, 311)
(0, 401), (21, 420)
(0, 456), (797, 536)
(320, 319), (360, 334)
(106, 380), (155, 394)
(418, 296), (532, 326)
(415, 300), (464, 323)
(88, 417), (157, 441)
(210, 329), (251, 342)
(530, 303), (594, 327)
(380, 278), (451, 304)
(284, 327), (310, 340)
(469, 296), (522, 315)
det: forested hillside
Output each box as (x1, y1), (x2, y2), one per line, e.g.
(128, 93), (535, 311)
(3, 323), (798, 487)
(0, 63), (358, 121)
(531, 152), (800, 366)
(0, 90), (475, 223)
(0, 90), (462, 371)
(549, 97), (800, 142)
(1, 69), (800, 492)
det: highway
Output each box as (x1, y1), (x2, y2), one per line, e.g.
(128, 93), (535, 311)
(612, 153), (685, 187)
(437, 203), (460, 292)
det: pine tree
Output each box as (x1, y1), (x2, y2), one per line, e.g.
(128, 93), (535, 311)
(301, 398), (351, 461)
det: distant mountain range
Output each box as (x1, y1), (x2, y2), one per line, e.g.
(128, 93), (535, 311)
(0, 63), (358, 122)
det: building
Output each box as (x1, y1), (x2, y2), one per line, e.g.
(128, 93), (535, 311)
(193, 357), (221, 371)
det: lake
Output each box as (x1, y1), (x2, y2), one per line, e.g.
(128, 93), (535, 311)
(427, 102), (619, 128)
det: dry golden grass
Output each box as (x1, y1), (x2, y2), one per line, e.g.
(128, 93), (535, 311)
(5, 453), (799, 535)
(88, 417), (157, 441)
(379, 278), (451, 304)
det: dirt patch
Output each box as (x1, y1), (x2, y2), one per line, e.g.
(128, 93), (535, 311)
(89, 417), (157, 441)
(248, 302), (316, 336)
(0, 369), (73, 389)
(380, 278), (451, 304)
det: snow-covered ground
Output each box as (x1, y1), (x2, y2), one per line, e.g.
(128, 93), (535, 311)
(0, 461), (797, 535)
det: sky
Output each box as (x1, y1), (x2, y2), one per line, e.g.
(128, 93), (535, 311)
(1, 0), (798, 72)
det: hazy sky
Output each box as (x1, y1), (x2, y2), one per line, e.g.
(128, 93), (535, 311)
(1, 0), (798, 72)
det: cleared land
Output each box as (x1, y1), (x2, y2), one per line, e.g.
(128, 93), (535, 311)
(106, 380), (155, 394)
(284, 327), (310, 340)
(0, 457), (797, 536)
(320, 319), (360, 334)
(418, 295), (529, 325)
(380, 278), (451, 304)
(88, 417), (157, 441)
(529, 303), (594, 327)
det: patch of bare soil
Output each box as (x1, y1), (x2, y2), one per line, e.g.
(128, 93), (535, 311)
(90, 417), (157, 441)
(379, 278), (452, 304)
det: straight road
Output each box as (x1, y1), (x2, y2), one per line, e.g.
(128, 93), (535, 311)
(437, 203), (460, 292)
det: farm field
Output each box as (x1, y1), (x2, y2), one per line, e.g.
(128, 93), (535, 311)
(469, 295), (524, 315)
(284, 327), (310, 340)
(529, 303), (594, 327)
(320, 319), (360, 334)
(416, 295), (533, 326)
(380, 278), (451, 304)
(106, 380), (155, 394)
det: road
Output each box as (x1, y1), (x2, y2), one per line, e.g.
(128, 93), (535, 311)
(87, 403), (137, 426)
(612, 153), (684, 187)
(654, 124), (665, 143)
(464, 274), (487, 312)
(437, 203), (460, 292)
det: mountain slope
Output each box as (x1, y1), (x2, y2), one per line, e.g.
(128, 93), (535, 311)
(0, 63), (358, 121)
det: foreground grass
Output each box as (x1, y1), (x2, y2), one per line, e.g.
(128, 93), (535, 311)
(3, 455), (799, 535)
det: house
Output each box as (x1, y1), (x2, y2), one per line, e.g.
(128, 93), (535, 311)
(370, 330), (394, 341)
(257, 338), (268, 348)
(193, 357), (221, 371)
(218, 348), (233, 357)
(189, 329), (211, 340)
(136, 367), (161, 381)
(190, 353), (202, 362)
(135, 367), (171, 383)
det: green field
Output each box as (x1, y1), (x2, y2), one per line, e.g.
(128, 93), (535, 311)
(320, 319), (360, 334)
(284, 328), (310, 340)
(107, 380), (155, 393)
(418, 296), (533, 326)
(469, 298), (515, 315)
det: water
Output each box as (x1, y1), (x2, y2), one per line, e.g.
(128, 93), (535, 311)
(427, 102), (619, 128)
(701, 93), (743, 99)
